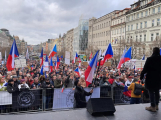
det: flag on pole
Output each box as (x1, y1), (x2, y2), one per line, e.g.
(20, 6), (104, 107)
(60, 55), (63, 60)
(74, 67), (81, 77)
(40, 65), (43, 75)
(6, 39), (19, 71)
(26, 48), (29, 59)
(142, 55), (145, 60)
(72, 52), (78, 64)
(57, 56), (60, 68)
(45, 71), (47, 79)
(103, 43), (113, 64)
(50, 57), (53, 73)
(49, 44), (57, 58)
(61, 85), (64, 93)
(54, 61), (57, 70)
(31, 65), (34, 70)
(117, 47), (132, 69)
(40, 48), (43, 67)
(85, 51), (99, 87)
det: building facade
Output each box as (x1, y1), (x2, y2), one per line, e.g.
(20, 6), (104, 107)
(64, 28), (74, 59)
(126, 0), (161, 58)
(73, 19), (89, 57)
(111, 8), (130, 59)
(88, 11), (119, 53)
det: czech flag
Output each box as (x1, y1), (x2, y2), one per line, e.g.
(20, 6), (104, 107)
(85, 51), (99, 87)
(49, 44), (57, 58)
(142, 54), (145, 60)
(40, 65), (43, 75)
(61, 85), (64, 93)
(72, 52), (78, 64)
(57, 56), (60, 67)
(89, 53), (92, 60)
(44, 55), (49, 71)
(117, 47), (132, 69)
(60, 55), (63, 60)
(40, 48), (43, 67)
(74, 67), (81, 77)
(31, 65), (34, 70)
(103, 43), (113, 63)
(54, 61), (57, 70)
(6, 39), (19, 71)
(123, 86), (131, 97)
(50, 57), (53, 73)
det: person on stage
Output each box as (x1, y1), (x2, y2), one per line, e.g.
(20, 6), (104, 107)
(74, 80), (93, 108)
(140, 47), (161, 112)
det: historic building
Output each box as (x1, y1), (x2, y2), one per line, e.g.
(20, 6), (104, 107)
(126, 0), (161, 58)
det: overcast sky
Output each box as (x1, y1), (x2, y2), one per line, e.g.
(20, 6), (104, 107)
(0, 0), (133, 45)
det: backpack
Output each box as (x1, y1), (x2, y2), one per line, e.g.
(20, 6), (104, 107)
(134, 83), (142, 95)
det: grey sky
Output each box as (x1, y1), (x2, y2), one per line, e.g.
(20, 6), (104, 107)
(0, 0), (133, 45)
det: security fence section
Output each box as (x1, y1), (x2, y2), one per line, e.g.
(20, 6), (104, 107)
(0, 86), (150, 114)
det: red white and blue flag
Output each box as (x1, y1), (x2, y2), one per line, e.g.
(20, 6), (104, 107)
(117, 47), (132, 69)
(50, 57), (53, 73)
(44, 55), (49, 71)
(74, 67), (81, 77)
(54, 61), (57, 70)
(49, 44), (57, 58)
(57, 56), (60, 68)
(31, 65), (34, 70)
(103, 43), (113, 63)
(72, 52), (78, 64)
(40, 48), (43, 67)
(6, 39), (19, 71)
(85, 51), (99, 87)
(123, 86), (131, 97)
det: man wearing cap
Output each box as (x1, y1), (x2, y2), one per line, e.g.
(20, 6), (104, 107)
(125, 76), (133, 87)
(13, 75), (20, 87)
(112, 76), (124, 87)
(74, 80), (93, 108)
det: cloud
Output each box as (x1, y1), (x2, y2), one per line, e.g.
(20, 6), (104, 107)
(0, 0), (133, 45)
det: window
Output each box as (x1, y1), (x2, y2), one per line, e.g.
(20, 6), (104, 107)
(131, 25), (133, 30)
(145, 21), (147, 28)
(128, 25), (130, 31)
(120, 28), (122, 33)
(141, 12), (143, 17)
(132, 15), (133, 20)
(151, 34), (154, 41)
(157, 18), (160, 26)
(136, 23), (138, 29)
(106, 31), (108, 36)
(117, 29), (119, 34)
(145, 10), (148, 16)
(137, 13), (139, 18)
(136, 35), (138, 42)
(121, 19), (122, 23)
(123, 28), (124, 33)
(140, 35), (142, 42)
(158, 6), (160, 13)
(152, 20), (154, 27)
(140, 22), (142, 29)
(153, 8), (155, 14)
(144, 34), (146, 42)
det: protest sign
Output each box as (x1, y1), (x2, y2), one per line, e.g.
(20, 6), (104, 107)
(65, 51), (70, 65)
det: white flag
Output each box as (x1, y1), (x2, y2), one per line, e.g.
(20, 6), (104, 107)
(26, 48), (29, 59)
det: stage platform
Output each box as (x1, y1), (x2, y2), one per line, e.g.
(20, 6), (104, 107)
(0, 104), (161, 120)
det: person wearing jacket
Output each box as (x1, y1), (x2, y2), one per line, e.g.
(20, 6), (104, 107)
(128, 78), (142, 104)
(140, 47), (161, 112)
(79, 75), (86, 88)
(7, 79), (18, 93)
(74, 80), (93, 108)
(18, 79), (29, 91)
(54, 75), (62, 88)
(0, 77), (7, 91)
(31, 77), (40, 89)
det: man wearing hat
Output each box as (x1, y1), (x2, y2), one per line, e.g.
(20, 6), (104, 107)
(125, 75), (133, 87)
(74, 80), (93, 108)
(13, 75), (20, 87)
(7, 79), (18, 93)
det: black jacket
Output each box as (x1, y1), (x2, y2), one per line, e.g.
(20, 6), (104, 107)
(7, 83), (18, 93)
(140, 54), (161, 90)
(74, 86), (91, 108)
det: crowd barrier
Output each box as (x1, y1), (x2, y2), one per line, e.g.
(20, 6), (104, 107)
(0, 86), (150, 114)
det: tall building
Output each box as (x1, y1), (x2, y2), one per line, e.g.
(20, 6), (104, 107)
(64, 28), (74, 59)
(88, 11), (119, 53)
(73, 19), (89, 57)
(0, 28), (12, 47)
(126, 0), (161, 58)
(111, 8), (130, 59)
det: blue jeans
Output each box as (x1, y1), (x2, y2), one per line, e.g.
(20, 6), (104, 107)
(130, 98), (141, 104)
(43, 96), (51, 109)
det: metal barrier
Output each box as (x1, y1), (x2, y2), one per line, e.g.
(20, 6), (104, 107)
(0, 86), (150, 114)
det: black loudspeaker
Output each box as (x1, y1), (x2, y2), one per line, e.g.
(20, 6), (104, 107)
(86, 98), (116, 115)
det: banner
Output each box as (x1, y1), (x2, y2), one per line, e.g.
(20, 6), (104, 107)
(65, 51), (70, 65)
(12, 89), (41, 108)
(0, 91), (12, 105)
(53, 87), (100, 109)
(113, 87), (130, 104)
(20, 59), (27, 67)
(15, 59), (27, 68)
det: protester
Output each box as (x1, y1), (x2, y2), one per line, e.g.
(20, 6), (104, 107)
(140, 47), (161, 112)
(18, 79), (30, 90)
(79, 75), (86, 88)
(125, 76), (133, 87)
(31, 77), (40, 89)
(7, 79), (18, 93)
(54, 74), (62, 88)
(0, 77), (7, 91)
(74, 80), (93, 108)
